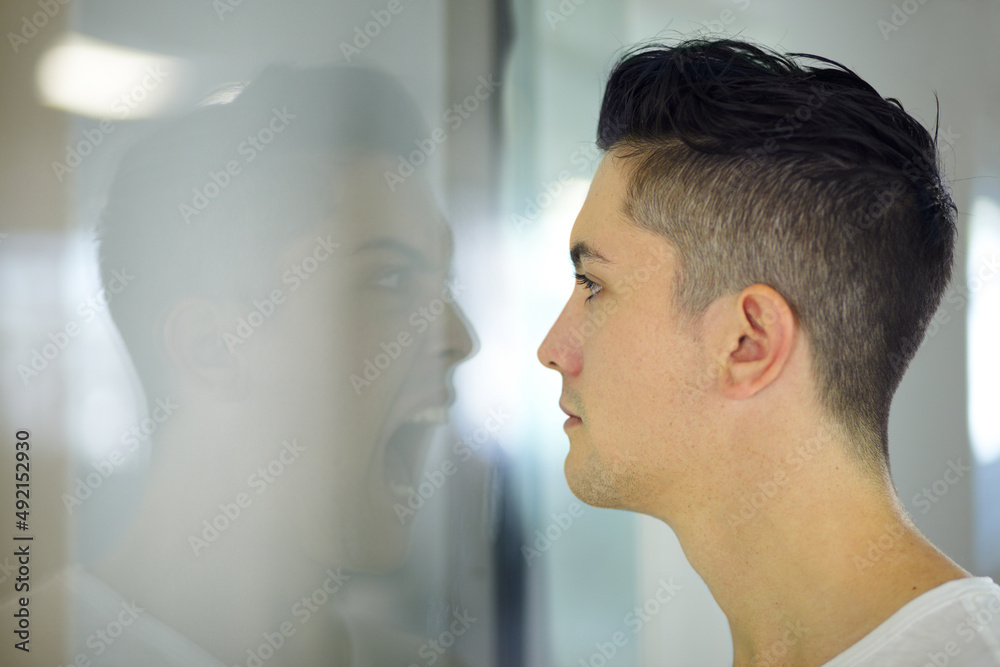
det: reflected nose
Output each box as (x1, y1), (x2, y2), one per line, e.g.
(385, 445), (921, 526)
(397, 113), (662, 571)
(442, 296), (478, 366)
(421, 283), (477, 369)
(418, 289), (477, 408)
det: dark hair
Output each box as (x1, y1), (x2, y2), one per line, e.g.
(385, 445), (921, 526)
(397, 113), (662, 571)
(97, 64), (429, 403)
(596, 37), (957, 474)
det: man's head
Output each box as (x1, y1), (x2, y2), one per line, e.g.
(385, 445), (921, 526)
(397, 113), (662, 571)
(537, 37), (956, 512)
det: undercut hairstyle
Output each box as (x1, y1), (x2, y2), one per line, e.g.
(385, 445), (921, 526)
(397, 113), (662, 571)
(596, 37), (957, 475)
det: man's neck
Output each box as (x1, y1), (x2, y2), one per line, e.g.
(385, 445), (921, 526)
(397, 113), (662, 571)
(659, 427), (970, 666)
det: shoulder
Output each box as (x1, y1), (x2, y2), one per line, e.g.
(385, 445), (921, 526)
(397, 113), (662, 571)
(822, 577), (1000, 666)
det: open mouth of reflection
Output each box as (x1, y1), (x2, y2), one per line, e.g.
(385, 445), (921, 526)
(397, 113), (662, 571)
(382, 408), (448, 499)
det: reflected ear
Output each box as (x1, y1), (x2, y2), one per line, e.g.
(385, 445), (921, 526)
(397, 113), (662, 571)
(161, 298), (247, 399)
(720, 285), (796, 400)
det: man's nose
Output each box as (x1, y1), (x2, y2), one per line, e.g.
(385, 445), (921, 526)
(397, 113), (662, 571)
(537, 298), (581, 376)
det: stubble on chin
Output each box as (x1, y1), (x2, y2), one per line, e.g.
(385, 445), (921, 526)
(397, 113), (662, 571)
(565, 448), (638, 510)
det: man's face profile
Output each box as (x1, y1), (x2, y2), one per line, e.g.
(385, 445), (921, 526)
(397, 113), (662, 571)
(537, 154), (719, 518)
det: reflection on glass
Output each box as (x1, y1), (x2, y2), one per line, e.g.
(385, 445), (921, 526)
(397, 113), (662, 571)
(68, 64), (477, 666)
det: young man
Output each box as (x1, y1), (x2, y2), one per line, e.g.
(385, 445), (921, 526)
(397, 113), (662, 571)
(537, 37), (1000, 666)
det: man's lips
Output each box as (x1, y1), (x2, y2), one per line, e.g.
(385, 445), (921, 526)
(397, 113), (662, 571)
(559, 398), (582, 429)
(559, 400), (579, 419)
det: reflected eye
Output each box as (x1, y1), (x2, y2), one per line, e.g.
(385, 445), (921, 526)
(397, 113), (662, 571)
(375, 270), (403, 289)
(371, 268), (419, 297)
(574, 273), (603, 302)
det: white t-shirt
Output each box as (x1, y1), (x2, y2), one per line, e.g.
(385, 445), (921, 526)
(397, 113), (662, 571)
(822, 576), (1000, 666)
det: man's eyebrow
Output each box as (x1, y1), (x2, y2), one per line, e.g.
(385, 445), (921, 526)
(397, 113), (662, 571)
(570, 240), (612, 272)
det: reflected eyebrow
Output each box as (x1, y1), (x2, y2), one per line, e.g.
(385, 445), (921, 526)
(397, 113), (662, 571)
(352, 225), (454, 270)
(570, 240), (612, 272)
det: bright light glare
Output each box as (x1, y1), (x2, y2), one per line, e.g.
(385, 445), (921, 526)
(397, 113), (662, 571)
(968, 195), (1000, 465)
(36, 32), (184, 119)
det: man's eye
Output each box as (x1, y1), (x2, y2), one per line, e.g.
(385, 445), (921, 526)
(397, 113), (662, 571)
(574, 273), (603, 301)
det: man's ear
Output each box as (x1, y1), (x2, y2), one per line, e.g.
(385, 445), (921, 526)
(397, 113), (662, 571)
(718, 284), (797, 400)
(161, 298), (247, 399)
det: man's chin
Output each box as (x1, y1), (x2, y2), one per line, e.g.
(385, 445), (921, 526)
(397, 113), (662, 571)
(563, 451), (627, 510)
